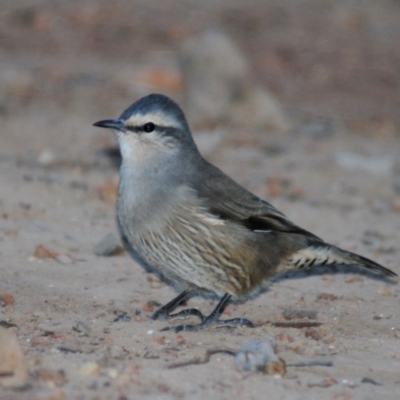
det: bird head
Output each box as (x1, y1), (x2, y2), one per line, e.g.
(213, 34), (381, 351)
(93, 94), (198, 164)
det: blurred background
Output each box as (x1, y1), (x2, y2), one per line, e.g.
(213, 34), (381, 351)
(1, 0), (399, 167)
(1, 2), (400, 395)
(0, 0), (400, 152)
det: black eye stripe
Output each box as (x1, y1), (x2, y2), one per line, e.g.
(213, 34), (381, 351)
(125, 123), (156, 133)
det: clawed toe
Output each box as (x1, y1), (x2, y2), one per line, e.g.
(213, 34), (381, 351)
(160, 317), (255, 332)
(216, 317), (255, 328)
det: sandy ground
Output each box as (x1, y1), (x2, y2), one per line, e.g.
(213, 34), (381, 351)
(1, 1), (400, 399)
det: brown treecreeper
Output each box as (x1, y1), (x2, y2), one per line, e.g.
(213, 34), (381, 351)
(93, 94), (397, 332)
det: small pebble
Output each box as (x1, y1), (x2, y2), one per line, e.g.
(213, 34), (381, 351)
(282, 309), (318, 320)
(34, 244), (59, 259)
(0, 327), (28, 387)
(73, 321), (91, 336)
(342, 379), (358, 388)
(107, 368), (118, 379)
(146, 275), (164, 289)
(142, 302), (154, 313)
(317, 293), (341, 301)
(37, 149), (56, 166)
(176, 335), (185, 345)
(154, 336), (165, 345)
(94, 233), (123, 257)
(323, 336), (336, 345)
(35, 368), (67, 387)
(78, 362), (100, 376)
(0, 293), (15, 306)
(56, 255), (73, 265)
(308, 377), (337, 388)
(305, 328), (323, 341)
(276, 333), (293, 342)
(379, 286), (392, 297)
(234, 340), (286, 376)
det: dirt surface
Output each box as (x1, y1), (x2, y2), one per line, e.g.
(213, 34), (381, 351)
(1, 1), (400, 399)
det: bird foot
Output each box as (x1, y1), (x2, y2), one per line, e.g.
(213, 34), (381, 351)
(151, 292), (254, 332)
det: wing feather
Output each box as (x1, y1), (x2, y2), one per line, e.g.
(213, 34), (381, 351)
(191, 160), (322, 241)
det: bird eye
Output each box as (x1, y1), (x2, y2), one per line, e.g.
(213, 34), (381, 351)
(143, 122), (155, 133)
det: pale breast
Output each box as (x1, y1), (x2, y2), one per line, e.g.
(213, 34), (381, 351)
(125, 193), (257, 296)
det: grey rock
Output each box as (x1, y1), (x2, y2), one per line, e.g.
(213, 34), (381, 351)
(179, 29), (290, 132)
(94, 233), (123, 257)
(234, 340), (285, 375)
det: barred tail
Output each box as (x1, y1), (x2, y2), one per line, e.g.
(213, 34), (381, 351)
(282, 244), (397, 277)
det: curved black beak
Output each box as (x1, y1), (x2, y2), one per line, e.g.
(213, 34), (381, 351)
(93, 119), (125, 130)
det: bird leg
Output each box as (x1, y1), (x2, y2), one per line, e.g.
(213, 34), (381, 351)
(160, 293), (255, 332)
(150, 290), (205, 322)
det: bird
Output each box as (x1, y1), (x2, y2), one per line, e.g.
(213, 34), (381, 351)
(93, 93), (397, 332)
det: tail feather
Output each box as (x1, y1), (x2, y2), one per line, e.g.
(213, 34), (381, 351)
(284, 244), (397, 277)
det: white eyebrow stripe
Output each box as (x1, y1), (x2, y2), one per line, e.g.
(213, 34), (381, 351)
(124, 111), (181, 129)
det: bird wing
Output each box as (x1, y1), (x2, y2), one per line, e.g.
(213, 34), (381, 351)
(191, 160), (322, 241)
